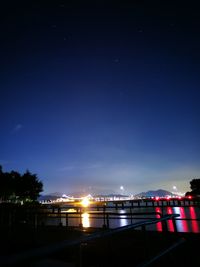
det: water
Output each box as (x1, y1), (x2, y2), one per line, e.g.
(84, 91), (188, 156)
(44, 205), (200, 233)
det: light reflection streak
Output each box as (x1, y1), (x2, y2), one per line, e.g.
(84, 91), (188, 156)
(155, 207), (162, 231)
(173, 207), (188, 232)
(61, 205), (200, 232)
(82, 212), (90, 228)
(189, 207), (199, 233)
(166, 207), (174, 232)
(119, 210), (128, 227)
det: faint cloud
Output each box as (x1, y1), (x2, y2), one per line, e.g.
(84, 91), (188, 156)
(12, 124), (23, 133)
(58, 162), (102, 172)
(57, 160), (200, 195)
(0, 160), (10, 166)
(83, 163), (102, 169)
(59, 165), (76, 171)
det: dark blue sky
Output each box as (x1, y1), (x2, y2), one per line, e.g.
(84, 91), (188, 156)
(1, 1), (200, 195)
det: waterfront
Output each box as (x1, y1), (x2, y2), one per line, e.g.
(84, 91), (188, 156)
(43, 202), (200, 233)
(1, 200), (200, 266)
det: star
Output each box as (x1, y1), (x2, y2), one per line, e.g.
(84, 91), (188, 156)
(137, 28), (143, 33)
(114, 58), (120, 63)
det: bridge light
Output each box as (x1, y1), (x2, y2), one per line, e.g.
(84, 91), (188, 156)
(81, 197), (90, 207)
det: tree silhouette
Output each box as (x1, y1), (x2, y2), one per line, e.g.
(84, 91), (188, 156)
(190, 179), (200, 195)
(0, 165), (43, 202)
(185, 178), (200, 197)
(0, 168), (14, 201)
(18, 170), (43, 201)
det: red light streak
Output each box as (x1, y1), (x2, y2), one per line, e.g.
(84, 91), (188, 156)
(155, 207), (162, 231)
(167, 207), (174, 232)
(189, 207), (199, 233)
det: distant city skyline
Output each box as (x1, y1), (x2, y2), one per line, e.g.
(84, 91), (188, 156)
(1, 2), (200, 195)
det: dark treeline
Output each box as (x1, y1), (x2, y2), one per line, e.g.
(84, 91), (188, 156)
(0, 166), (43, 203)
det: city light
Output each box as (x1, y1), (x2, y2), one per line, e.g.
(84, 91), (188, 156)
(81, 197), (90, 207)
(173, 186), (177, 191)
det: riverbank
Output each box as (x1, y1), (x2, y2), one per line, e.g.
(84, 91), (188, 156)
(1, 224), (200, 266)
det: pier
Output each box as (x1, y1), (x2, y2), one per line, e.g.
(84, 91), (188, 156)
(0, 213), (200, 267)
(1, 198), (200, 266)
(1, 196), (200, 231)
(44, 195), (200, 210)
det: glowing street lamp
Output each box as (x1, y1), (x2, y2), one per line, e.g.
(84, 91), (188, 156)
(173, 185), (177, 191)
(81, 197), (90, 207)
(120, 185), (124, 191)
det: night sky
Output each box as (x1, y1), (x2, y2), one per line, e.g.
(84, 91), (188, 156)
(1, 1), (200, 195)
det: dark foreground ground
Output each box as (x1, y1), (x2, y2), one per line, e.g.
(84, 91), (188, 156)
(0, 224), (199, 267)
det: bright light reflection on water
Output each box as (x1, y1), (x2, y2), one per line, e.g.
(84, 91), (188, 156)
(189, 207), (199, 233)
(48, 206), (200, 233)
(119, 210), (128, 227)
(166, 207), (174, 232)
(155, 207), (162, 231)
(173, 207), (189, 232)
(82, 212), (90, 228)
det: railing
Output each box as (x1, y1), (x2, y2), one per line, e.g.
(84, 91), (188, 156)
(58, 211), (171, 229)
(136, 237), (186, 267)
(1, 202), (200, 266)
(2, 204), (200, 233)
(42, 197), (200, 208)
(0, 213), (181, 267)
(21, 210), (175, 230)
